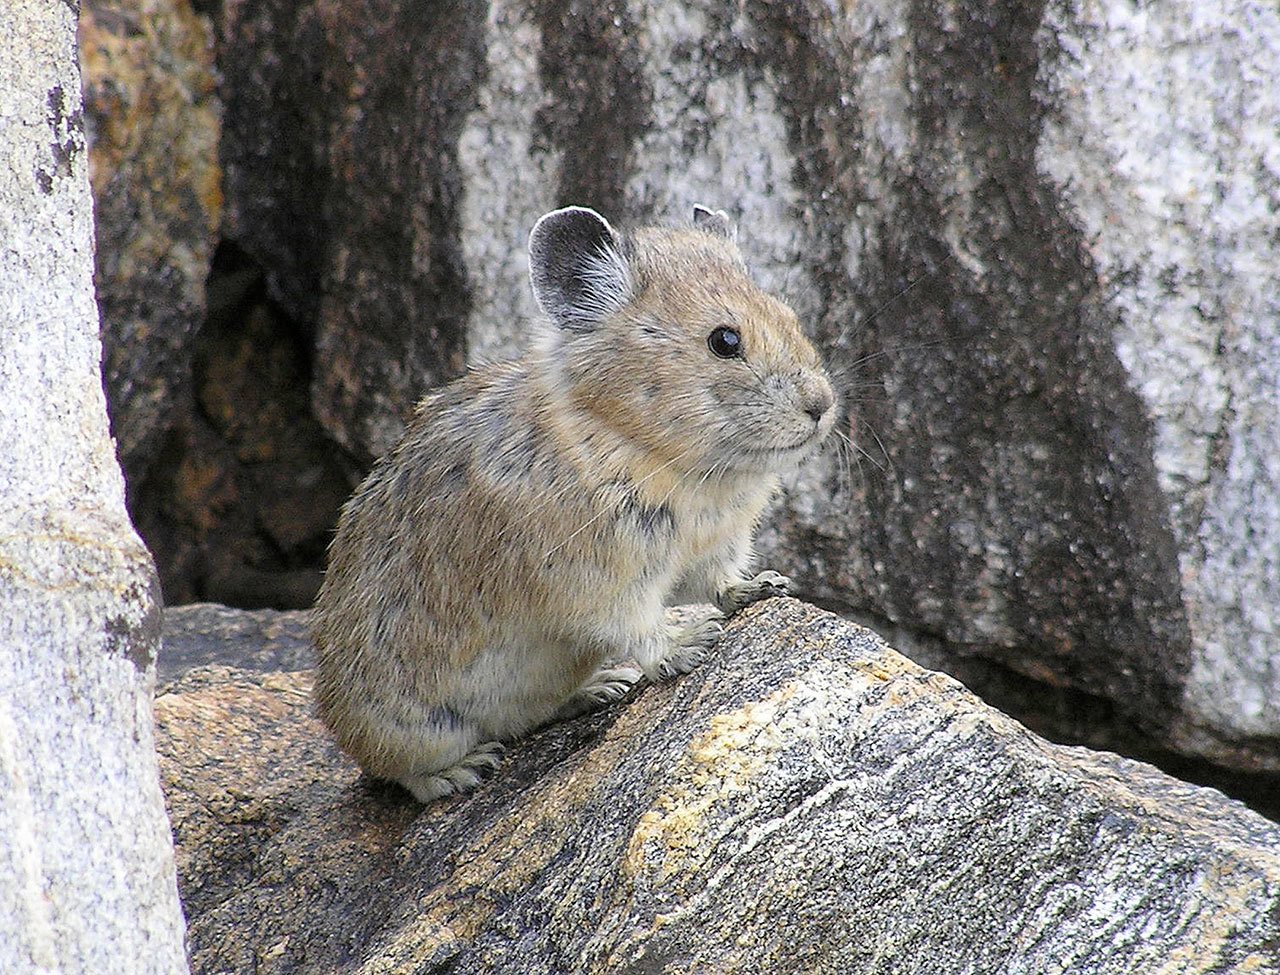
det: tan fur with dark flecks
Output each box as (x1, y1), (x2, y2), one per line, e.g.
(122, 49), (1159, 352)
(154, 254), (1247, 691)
(311, 205), (836, 803)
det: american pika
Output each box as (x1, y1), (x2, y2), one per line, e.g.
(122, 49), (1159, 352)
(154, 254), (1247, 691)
(312, 205), (836, 803)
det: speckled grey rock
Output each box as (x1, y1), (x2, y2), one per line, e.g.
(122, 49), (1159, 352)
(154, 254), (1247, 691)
(0, 3), (187, 970)
(155, 599), (1279, 975)
(160, 603), (312, 684)
(1033, 0), (1280, 773)
(214, 0), (1280, 772)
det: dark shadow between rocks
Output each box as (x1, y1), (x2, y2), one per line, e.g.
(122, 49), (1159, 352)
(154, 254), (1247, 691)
(130, 242), (363, 610)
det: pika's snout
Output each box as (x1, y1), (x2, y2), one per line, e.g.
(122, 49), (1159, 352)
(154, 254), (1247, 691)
(794, 371), (837, 430)
(801, 374), (836, 425)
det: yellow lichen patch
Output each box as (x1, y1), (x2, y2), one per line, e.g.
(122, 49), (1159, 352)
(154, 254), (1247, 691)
(1235, 953), (1276, 973)
(851, 656), (902, 683)
(79, 0), (222, 233)
(622, 683), (800, 889)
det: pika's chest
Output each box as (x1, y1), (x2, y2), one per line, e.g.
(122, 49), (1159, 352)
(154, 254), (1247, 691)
(611, 477), (769, 568)
(535, 474), (772, 632)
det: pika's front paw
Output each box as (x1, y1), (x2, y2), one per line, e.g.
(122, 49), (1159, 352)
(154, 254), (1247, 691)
(716, 570), (792, 615)
(557, 665), (644, 720)
(581, 665), (644, 703)
(645, 614), (724, 681)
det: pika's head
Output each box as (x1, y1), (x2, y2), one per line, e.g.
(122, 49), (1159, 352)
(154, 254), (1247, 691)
(528, 205), (836, 476)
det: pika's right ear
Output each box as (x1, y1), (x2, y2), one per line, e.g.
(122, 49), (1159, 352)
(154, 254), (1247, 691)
(692, 204), (734, 239)
(528, 206), (631, 331)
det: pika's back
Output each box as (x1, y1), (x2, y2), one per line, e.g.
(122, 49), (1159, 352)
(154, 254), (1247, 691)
(314, 361), (591, 657)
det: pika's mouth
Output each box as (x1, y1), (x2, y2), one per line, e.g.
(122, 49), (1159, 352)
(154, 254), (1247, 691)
(744, 429), (828, 457)
(753, 439), (811, 454)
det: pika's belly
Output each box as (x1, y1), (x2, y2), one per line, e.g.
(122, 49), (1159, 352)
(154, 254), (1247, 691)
(440, 631), (603, 738)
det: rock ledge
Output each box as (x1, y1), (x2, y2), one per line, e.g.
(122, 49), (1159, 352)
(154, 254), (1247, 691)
(157, 599), (1280, 974)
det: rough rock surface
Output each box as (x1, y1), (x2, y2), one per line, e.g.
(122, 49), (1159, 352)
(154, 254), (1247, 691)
(157, 599), (1280, 975)
(217, 0), (480, 460)
(0, 2), (187, 970)
(77, 0), (353, 610)
(79, 0), (222, 488)
(160, 603), (312, 682)
(1034, 0), (1280, 773)
(211, 0), (1280, 771)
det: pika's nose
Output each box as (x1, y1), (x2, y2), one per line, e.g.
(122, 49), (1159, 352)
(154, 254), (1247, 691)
(802, 378), (836, 424)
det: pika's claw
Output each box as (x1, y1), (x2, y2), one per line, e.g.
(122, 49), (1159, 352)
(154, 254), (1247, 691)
(649, 614), (724, 680)
(580, 665), (644, 703)
(716, 570), (792, 615)
(399, 741), (505, 803)
(556, 665), (645, 720)
(676, 614), (726, 649)
(464, 740), (506, 767)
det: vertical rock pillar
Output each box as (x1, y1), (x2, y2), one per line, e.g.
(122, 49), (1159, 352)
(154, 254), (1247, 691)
(0, 2), (189, 971)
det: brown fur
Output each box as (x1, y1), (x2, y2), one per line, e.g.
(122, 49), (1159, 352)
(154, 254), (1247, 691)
(311, 206), (835, 802)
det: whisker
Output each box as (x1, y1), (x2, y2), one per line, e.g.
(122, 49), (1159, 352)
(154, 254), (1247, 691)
(824, 432), (852, 501)
(834, 250), (958, 348)
(832, 426), (887, 476)
(859, 420), (894, 476)
(828, 432), (864, 500)
(832, 339), (948, 375)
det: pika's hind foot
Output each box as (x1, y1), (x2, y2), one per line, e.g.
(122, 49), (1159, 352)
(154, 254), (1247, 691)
(717, 570), (791, 615)
(398, 740), (505, 803)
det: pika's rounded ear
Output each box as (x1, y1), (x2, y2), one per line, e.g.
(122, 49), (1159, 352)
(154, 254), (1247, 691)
(528, 206), (631, 332)
(692, 204), (734, 239)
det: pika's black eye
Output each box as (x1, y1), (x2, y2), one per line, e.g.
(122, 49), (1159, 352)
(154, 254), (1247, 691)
(707, 326), (742, 359)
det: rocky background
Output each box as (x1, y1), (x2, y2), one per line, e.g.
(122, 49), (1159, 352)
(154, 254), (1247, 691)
(2, 1), (187, 970)
(82, 0), (1280, 810)
(2, 0), (1276, 970)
